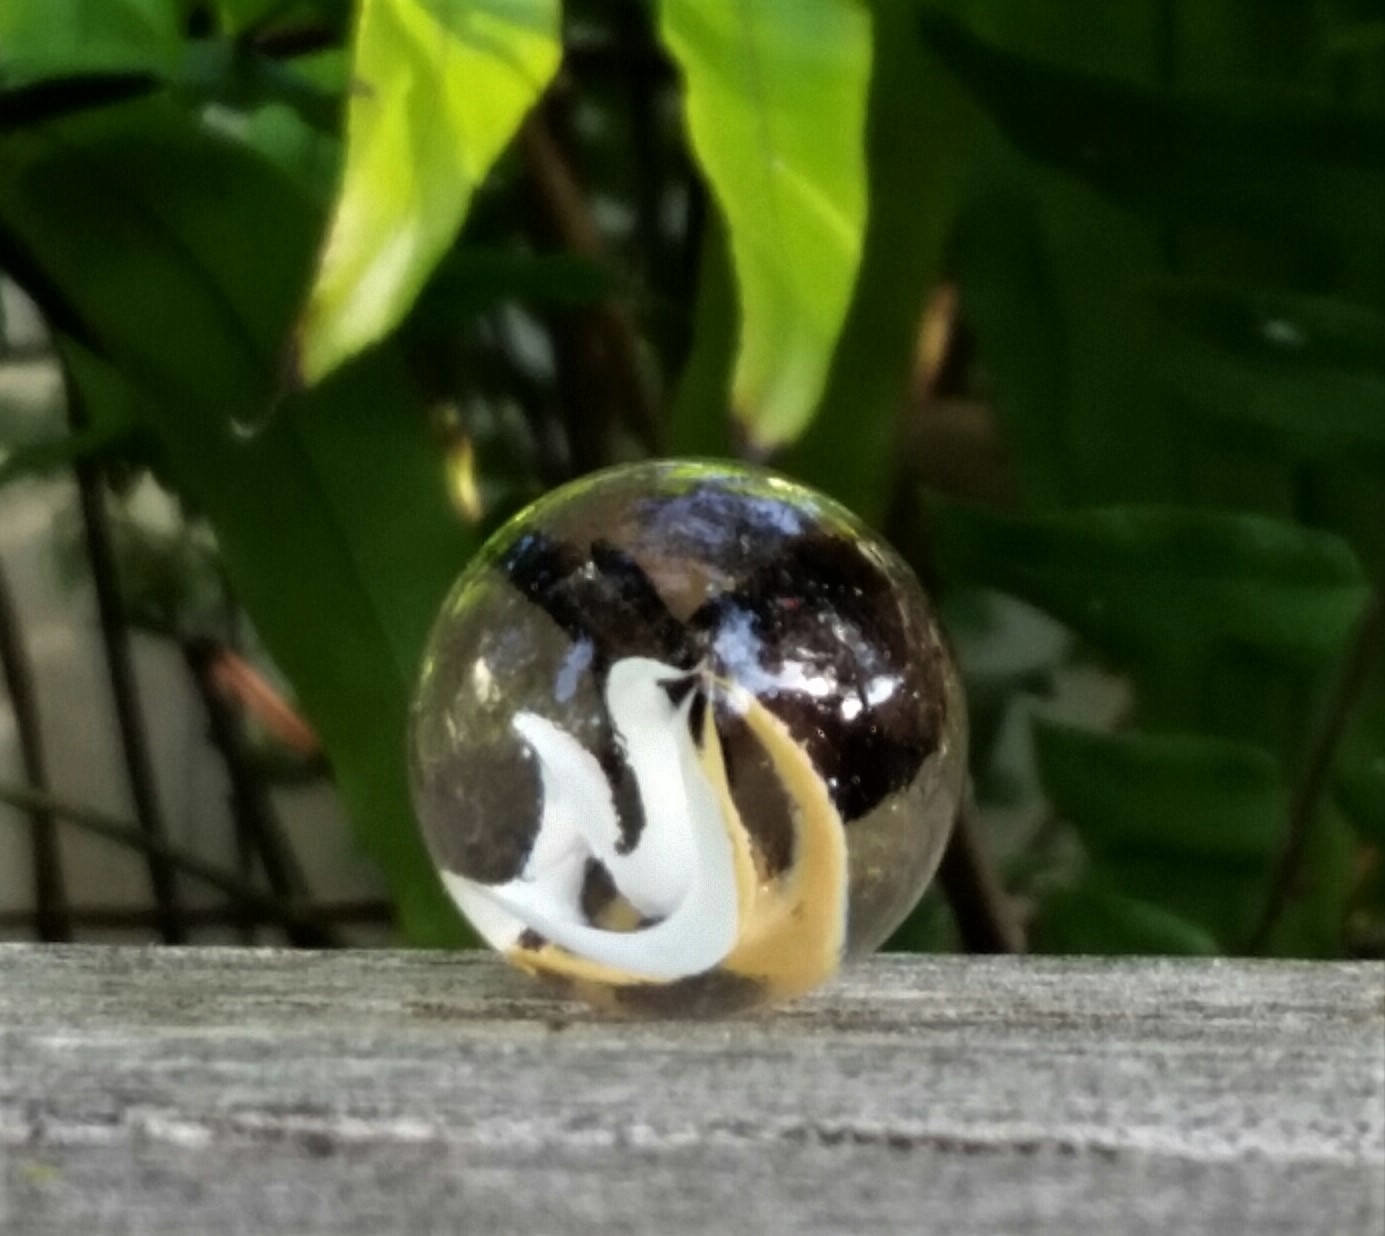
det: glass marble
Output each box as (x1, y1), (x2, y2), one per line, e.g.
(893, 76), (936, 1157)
(409, 460), (966, 1015)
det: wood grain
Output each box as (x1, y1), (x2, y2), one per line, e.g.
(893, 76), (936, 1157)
(1, 946), (1381, 1234)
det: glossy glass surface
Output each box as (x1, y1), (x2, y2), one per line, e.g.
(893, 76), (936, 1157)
(409, 461), (966, 1014)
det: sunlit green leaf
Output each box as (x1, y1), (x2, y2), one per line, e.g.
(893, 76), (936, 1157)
(659, 0), (871, 450)
(296, 0), (561, 385)
(784, 0), (979, 524)
(1, 98), (474, 945)
(931, 500), (1370, 673)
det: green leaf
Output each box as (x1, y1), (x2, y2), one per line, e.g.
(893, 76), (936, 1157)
(882, 888), (956, 954)
(918, 9), (1385, 243)
(0, 338), (140, 487)
(1337, 650), (1385, 848)
(931, 501), (1371, 674)
(213, 0), (281, 33)
(206, 48), (346, 194)
(178, 40), (346, 132)
(1146, 278), (1385, 459)
(1, 98), (474, 944)
(1259, 798), (1355, 959)
(240, 99), (343, 198)
(1338, 753), (1385, 846)
(3, 109), (310, 423)
(1033, 722), (1285, 862)
(659, 0), (871, 450)
(1033, 722), (1284, 944)
(212, 0), (334, 35)
(410, 247), (613, 330)
(783, 0), (981, 524)
(0, 9), (345, 135)
(952, 179), (1072, 505)
(1033, 720), (1352, 958)
(1034, 883), (1220, 956)
(296, 0), (561, 385)
(0, 424), (135, 489)
(0, 0), (182, 88)
(1325, 20), (1385, 60)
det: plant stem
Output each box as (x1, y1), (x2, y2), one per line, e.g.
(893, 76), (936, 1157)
(0, 783), (337, 941)
(65, 374), (185, 942)
(184, 639), (334, 947)
(520, 109), (664, 458)
(614, 2), (665, 285)
(0, 557), (70, 941)
(937, 788), (1026, 954)
(1248, 592), (1383, 953)
(210, 587), (257, 944)
(663, 173), (708, 383)
(885, 334), (1021, 953)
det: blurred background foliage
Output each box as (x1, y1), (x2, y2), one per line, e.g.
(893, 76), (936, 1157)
(1, 0), (1382, 959)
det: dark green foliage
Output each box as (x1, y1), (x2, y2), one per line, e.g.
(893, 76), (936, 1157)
(1, 94), (473, 943)
(1033, 724), (1284, 946)
(0, 0), (1380, 956)
(930, 501), (1369, 675)
(920, 2), (1384, 957)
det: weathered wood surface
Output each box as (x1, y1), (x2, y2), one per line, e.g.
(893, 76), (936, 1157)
(0, 947), (1381, 1235)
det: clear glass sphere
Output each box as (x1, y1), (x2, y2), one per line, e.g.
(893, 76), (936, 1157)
(409, 460), (966, 1014)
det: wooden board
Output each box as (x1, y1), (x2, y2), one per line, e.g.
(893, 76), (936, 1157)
(1, 945), (1382, 1234)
